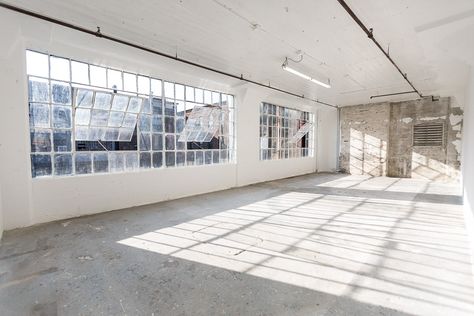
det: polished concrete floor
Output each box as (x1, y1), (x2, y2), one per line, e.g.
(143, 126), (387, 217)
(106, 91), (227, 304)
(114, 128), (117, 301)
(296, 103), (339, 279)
(0, 173), (473, 315)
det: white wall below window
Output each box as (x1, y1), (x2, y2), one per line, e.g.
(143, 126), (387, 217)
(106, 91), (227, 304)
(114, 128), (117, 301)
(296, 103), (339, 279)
(0, 10), (337, 230)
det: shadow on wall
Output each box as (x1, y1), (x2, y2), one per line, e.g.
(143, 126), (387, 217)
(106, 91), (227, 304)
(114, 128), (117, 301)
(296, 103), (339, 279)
(412, 151), (460, 181)
(349, 128), (387, 176)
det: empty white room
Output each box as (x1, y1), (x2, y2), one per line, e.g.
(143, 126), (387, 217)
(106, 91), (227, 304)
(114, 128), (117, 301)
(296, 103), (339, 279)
(0, 0), (474, 315)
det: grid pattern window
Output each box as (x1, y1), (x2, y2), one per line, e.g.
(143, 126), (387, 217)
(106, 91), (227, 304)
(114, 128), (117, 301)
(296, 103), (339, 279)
(26, 50), (235, 178)
(259, 102), (314, 160)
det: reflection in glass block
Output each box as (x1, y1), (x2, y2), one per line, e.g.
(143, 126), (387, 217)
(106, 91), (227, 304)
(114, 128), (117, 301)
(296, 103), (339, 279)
(71, 61), (89, 84)
(89, 127), (106, 141)
(151, 133), (162, 151)
(26, 51), (49, 77)
(111, 95), (129, 111)
(165, 117), (175, 133)
(75, 153), (92, 174)
(108, 111), (124, 127)
(75, 126), (89, 141)
(151, 79), (162, 97)
(152, 115), (163, 132)
(29, 78), (49, 102)
(139, 115), (151, 132)
(52, 82), (71, 104)
(104, 128), (120, 141)
(90, 109), (109, 126)
(108, 69), (123, 90)
(186, 151), (195, 165)
(152, 152), (162, 168)
(94, 92), (112, 110)
(30, 130), (51, 152)
(140, 152), (151, 169)
(54, 154), (73, 176)
(195, 151), (204, 165)
(165, 152), (175, 167)
(29, 103), (50, 128)
(125, 152), (139, 170)
(109, 152), (124, 173)
(123, 73), (137, 92)
(93, 152), (109, 173)
(176, 151), (185, 166)
(139, 133), (151, 151)
(76, 89), (93, 108)
(53, 105), (72, 128)
(205, 150), (212, 164)
(128, 97), (143, 113)
(53, 130), (72, 152)
(122, 113), (137, 128)
(90, 65), (107, 87)
(75, 108), (91, 125)
(31, 154), (52, 177)
(50, 56), (70, 81)
(119, 128), (134, 141)
(138, 76), (150, 94)
(165, 134), (175, 150)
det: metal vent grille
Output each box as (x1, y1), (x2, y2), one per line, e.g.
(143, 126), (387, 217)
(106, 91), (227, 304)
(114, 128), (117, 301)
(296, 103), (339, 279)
(413, 123), (444, 146)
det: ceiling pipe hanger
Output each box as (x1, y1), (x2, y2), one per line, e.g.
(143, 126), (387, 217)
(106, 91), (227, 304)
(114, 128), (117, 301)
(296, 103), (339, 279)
(337, 0), (423, 98)
(0, 2), (338, 109)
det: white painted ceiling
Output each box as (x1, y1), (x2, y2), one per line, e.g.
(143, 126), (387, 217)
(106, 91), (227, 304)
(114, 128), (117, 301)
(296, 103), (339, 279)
(3, 0), (474, 106)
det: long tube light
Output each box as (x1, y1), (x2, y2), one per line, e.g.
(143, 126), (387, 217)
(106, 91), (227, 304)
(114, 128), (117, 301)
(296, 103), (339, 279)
(282, 59), (331, 89)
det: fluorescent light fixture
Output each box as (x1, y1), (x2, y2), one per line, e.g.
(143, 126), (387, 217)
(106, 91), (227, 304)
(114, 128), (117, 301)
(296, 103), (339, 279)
(282, 59), (331, 89)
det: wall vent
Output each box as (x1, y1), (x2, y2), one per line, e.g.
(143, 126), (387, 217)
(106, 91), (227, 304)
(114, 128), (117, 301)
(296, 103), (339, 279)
(413, 123), (444, 147)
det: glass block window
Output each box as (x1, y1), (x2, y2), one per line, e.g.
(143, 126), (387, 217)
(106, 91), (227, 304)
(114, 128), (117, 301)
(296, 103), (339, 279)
(26, 50), (235, 178)
(259, 102), (314, 160)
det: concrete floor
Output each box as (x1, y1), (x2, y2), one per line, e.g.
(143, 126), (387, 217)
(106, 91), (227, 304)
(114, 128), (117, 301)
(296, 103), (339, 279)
(1, 173), (473, 316)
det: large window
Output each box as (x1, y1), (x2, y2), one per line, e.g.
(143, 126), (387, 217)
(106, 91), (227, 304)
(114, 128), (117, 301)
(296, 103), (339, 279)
(259, 102), (314, 160)
(26, 50), (235, 178)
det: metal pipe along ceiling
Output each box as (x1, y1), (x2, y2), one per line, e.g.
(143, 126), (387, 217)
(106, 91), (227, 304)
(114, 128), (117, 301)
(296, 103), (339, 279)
(337, 0), (423, 98)
(0, 2), (338, 108)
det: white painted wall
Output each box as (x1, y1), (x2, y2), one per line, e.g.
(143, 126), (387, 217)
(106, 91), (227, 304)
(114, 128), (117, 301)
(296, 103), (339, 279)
(0, 10), (338, 230)
(462, 67), (474, 262)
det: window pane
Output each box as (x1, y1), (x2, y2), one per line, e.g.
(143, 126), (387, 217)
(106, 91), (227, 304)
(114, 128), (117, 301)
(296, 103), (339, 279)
(139, 115), (151, 132)
(140, 133), (151, 151)
(111, 95), (129, 111)
(212, 92), (220, 105)
(175, 84), (184, 100)
(75, 153), (92, 174)
(108, 112), (124, 127)
(71, 61), (89, 84)
(205, 150), (212, 164)
(152, 115), (163, 132)
(54, 154), (73, 176)
(76, 89), (93, 108)
(176, 151), (185, 166)
(140, 152), (151, 169)
(108, 69), (123, 90)
(165, 100), (175, 116)
(165, 117), (175, 133)
(185, 86), (194, 102)
(28, 77), (49, 102)
(128, 97), (142, 113)
(164, 82), (174, 98)
(51, 81), (71, 105)
(123, 73), (137, 92)
(195, 151), (204, 165)
(50, 56), (70, 81)
(152, 133), (163, 150)
(53, 130), (72, 152)
(30, 130), (51, 152)
(26, 51), (49, 77)
(152, 98), (163, 115)
(186, 151), (195, 165)
(90, 65), (107, 87)
(204, 90), (212, 104)
(137, 76), (150, 94)
(118, 128), (134, 141)
(29, 103), (50, 128)
(165, 134), (175, 150)
(165, 152), (175, 167)
(75, 108), (91, 125)
(109, 152), (124, 173)
(31, 154), (52, 177)
(176, 100), (185, 117)
(125, 152), (139, 170)
(152, 152), (162, 168)
(195, 88), (204, 103)
(151, 79), (162, 97)
(90, 109), (109, 126)
(94, 92), (112, 110)
(52, 105), (72, 129)
(93, 152), (108, 173)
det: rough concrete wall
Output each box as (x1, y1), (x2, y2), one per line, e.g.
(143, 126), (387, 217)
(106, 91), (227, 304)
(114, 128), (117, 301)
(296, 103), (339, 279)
(340, 102), (390, 176)
(340, 97), (463, 181)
